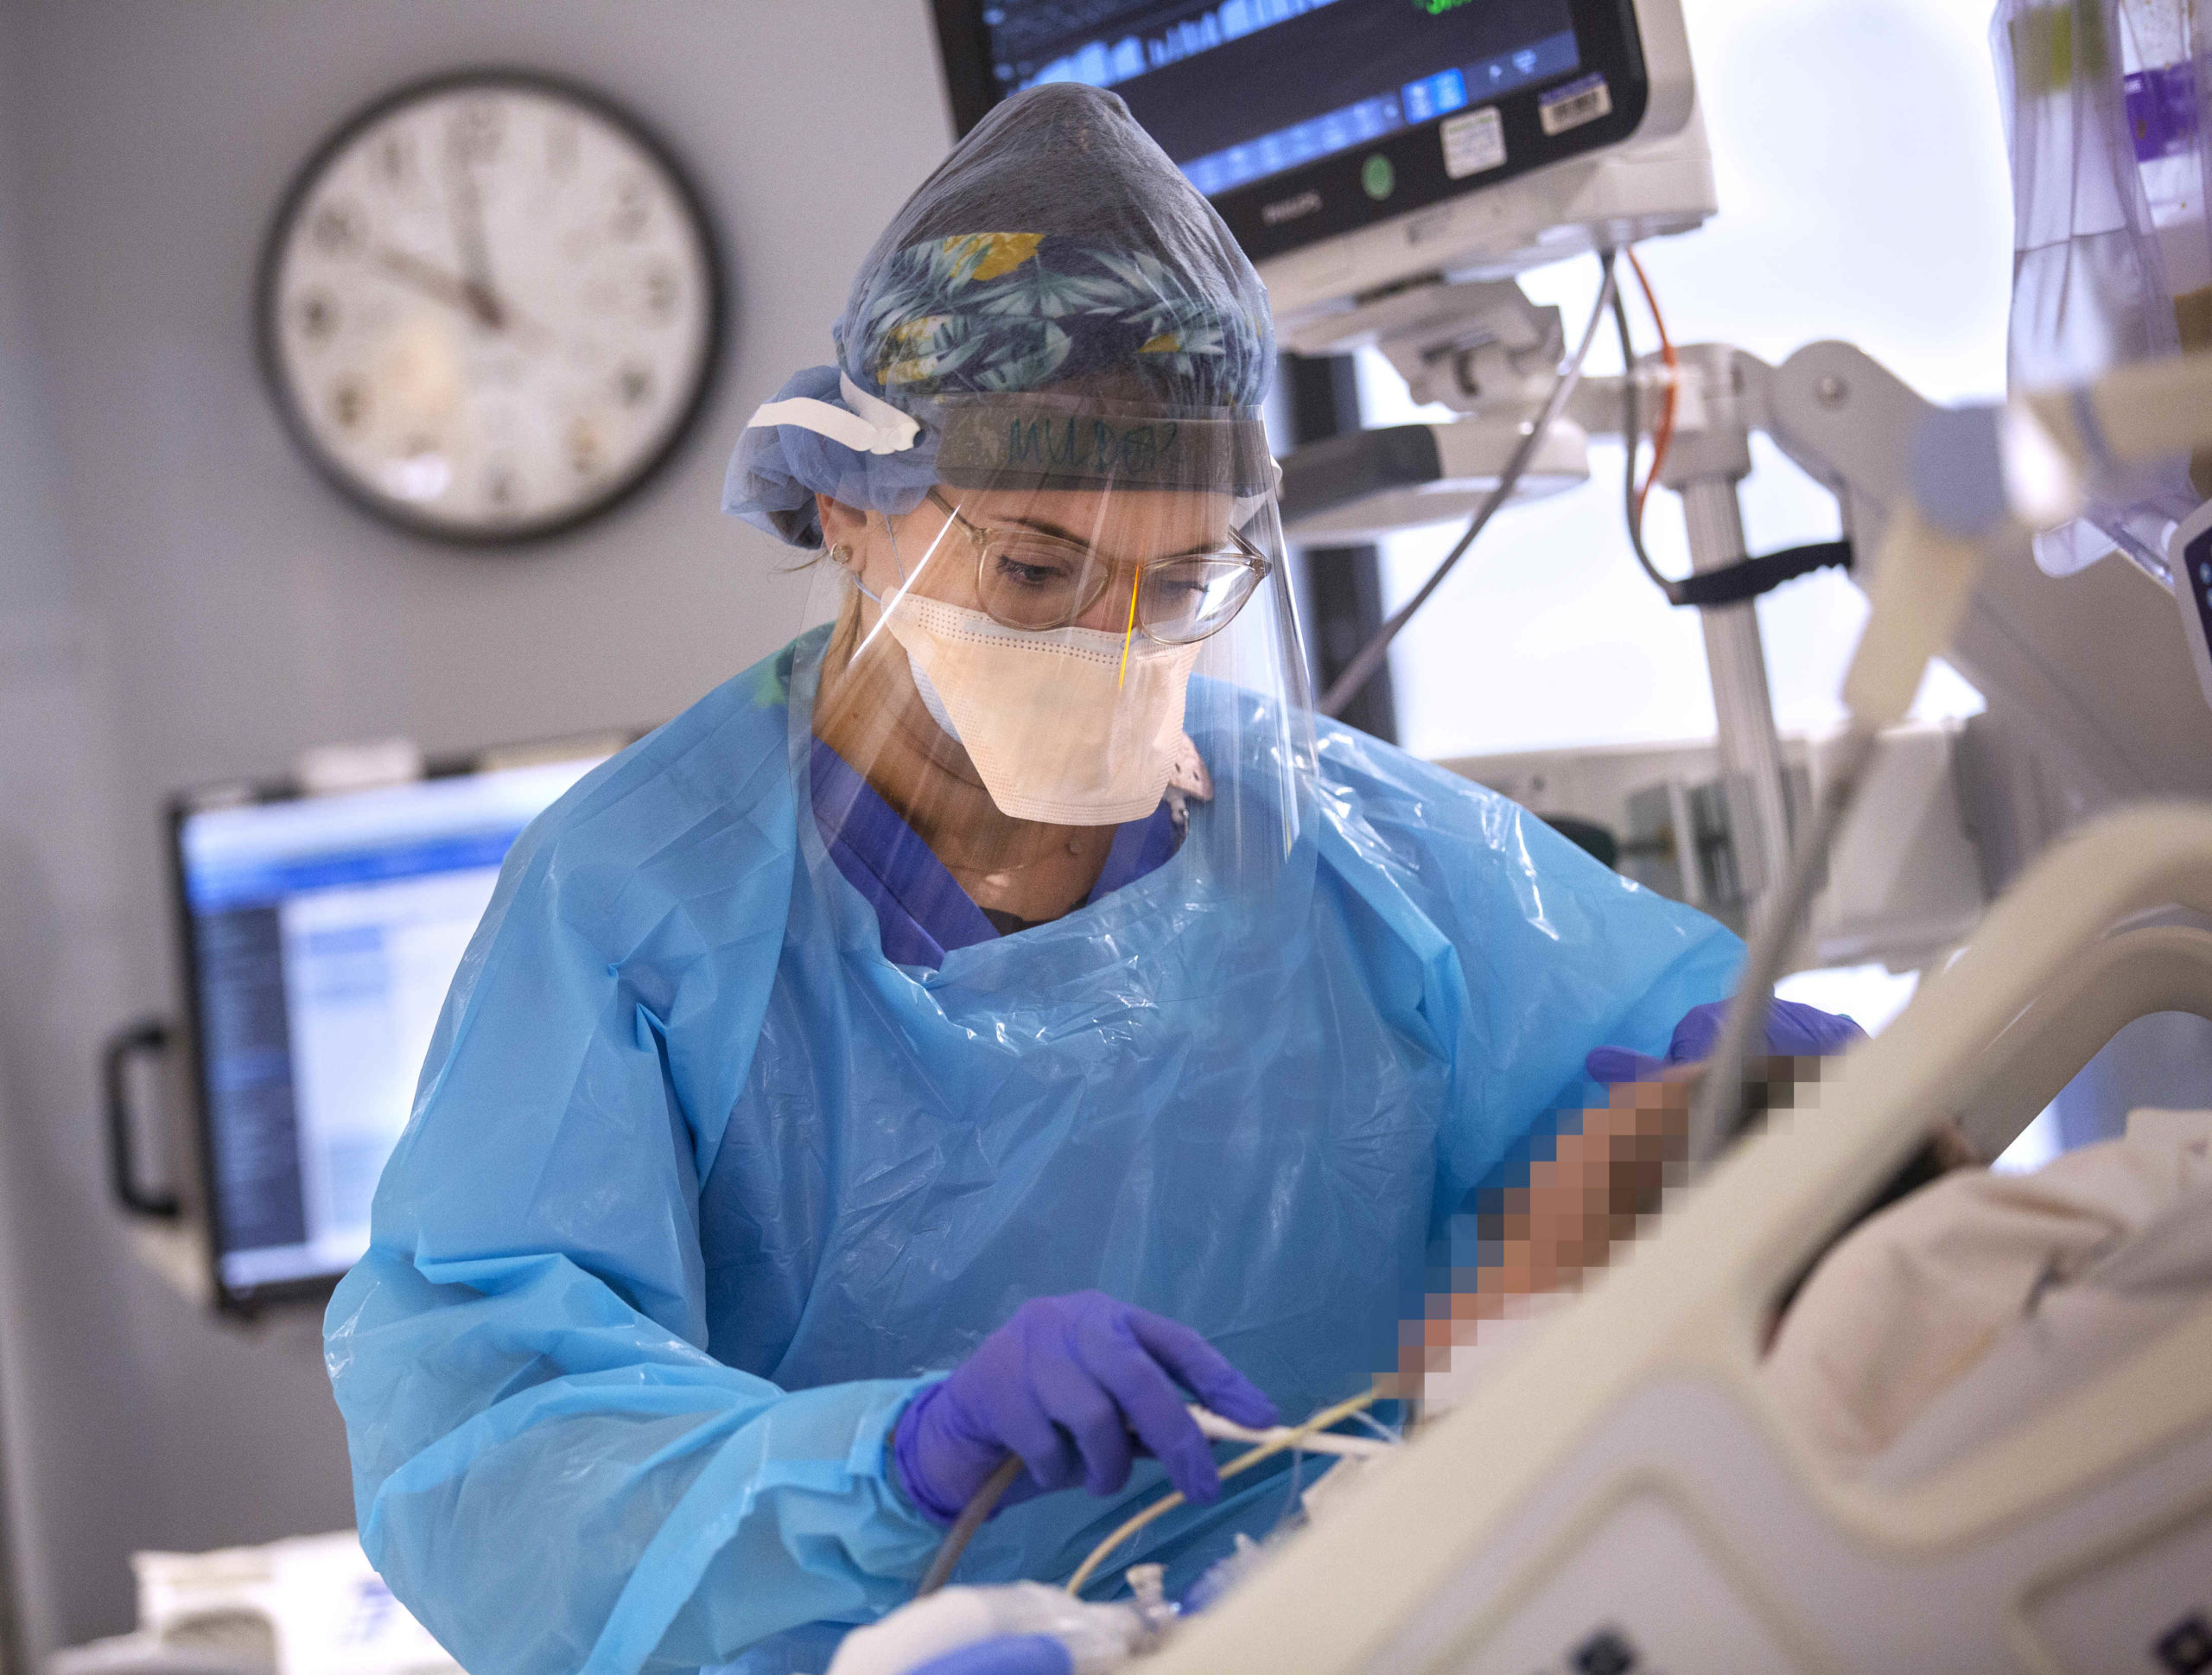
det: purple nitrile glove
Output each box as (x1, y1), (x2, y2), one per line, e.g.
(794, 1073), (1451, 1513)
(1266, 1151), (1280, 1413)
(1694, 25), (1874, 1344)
(892, 1291), (1279, 1527)
(1585, 997), (1866, 1086)
(902, 1638), (1071, 1675)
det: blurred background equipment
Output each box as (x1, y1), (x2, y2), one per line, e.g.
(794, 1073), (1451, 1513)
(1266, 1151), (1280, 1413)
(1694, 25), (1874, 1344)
(931, 0), (1715, 307)
(48, 1534), (456, 1675)
(101, 738), (621, 1313)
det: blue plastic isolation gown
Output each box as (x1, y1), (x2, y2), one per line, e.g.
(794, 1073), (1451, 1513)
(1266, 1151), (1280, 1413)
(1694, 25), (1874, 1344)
(325, 627), (1740, 1675)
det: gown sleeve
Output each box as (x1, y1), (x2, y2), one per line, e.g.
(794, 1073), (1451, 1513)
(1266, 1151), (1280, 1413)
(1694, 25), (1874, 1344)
(324, 700), (941, 1675)
(1309, 724), (1746, 1214)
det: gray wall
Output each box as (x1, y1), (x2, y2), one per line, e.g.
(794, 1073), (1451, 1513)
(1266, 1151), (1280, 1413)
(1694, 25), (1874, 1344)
(0, 2), (953, 1659)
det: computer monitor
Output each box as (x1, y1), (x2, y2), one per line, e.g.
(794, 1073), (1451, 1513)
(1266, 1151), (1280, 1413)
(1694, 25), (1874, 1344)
(931, 0), (1711, 323)
(168, 743), (621, 1310)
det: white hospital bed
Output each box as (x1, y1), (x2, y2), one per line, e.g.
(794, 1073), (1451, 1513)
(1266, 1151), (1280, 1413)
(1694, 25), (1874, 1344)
(1146, 802), (2212, 1675)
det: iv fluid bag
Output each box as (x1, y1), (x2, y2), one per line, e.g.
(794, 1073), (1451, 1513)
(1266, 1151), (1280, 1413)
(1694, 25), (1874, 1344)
(1994, 0), (2211, 577)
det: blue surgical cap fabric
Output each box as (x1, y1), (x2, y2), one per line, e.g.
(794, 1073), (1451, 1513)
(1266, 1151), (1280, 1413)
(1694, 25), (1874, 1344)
(725, 84), (1275, 547)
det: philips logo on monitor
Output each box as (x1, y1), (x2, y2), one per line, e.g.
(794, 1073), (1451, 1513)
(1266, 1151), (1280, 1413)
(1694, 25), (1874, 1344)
(1264, 190), (1324, 226)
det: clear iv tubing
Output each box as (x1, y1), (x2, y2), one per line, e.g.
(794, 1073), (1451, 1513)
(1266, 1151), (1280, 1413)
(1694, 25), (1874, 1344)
(1062, 1387), (1382, 1597)
(1317, 251), (1621, 718)
(912, 1390), (1389, 1599)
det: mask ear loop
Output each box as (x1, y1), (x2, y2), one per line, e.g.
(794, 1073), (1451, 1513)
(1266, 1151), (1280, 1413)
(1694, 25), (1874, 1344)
(852, 502), (949, 660)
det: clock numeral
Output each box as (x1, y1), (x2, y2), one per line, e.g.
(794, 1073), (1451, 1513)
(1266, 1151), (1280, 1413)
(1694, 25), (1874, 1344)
(450, 99), (504, 163)
(611, 177), (651, 240)
(485, 464), (520, 511)
(643, 264), (679, 325)
(567, 418), (602, 475)
(309, 200), (367, 256)
(330, 378), (369, 431)
(617, 365), (653, 407)
(375, 133), (414, 188)
(296, 289), (340, 343)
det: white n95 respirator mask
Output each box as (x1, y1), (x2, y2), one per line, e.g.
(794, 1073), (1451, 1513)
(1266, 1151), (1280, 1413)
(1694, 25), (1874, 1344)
(881, 595), (1204, 826)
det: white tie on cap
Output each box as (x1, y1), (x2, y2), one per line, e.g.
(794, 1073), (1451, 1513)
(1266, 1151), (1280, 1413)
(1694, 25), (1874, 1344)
(747, 373), (922, 456)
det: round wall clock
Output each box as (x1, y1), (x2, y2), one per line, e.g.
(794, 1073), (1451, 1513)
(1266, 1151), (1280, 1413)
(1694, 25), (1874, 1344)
(257, 69), (722, 544)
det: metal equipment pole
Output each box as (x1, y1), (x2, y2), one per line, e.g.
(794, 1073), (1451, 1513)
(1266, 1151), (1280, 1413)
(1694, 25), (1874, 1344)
(1660, 344), (1792, 907)
(1681, 481), (1794, 904)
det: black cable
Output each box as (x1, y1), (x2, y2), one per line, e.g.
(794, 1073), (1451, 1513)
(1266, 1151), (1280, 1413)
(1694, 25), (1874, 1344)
(1606, 292), (1853, 610)
(1317, 250), (1621, 719)
(1670, 542), (1853, 608)
(1610, 277), (1677, 602)
(915, 1454), (1026, 1597)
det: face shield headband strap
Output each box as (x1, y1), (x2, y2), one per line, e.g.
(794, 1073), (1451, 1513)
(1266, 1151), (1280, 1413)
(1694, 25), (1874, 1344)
(931, 402), (1275, 498)
(747, 372), (924, 457)
(742, 383), (1276, 498)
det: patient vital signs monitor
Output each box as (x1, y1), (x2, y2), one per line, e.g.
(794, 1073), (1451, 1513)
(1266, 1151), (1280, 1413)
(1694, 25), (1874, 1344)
(170, 748), (612, 1309)
(931, 0), (1711, 317)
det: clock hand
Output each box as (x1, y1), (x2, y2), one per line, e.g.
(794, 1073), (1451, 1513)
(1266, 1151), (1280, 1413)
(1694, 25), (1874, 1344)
(373, 245), (499, 327)
(442, 137), (507, 329)
(372, 245), (553, 346)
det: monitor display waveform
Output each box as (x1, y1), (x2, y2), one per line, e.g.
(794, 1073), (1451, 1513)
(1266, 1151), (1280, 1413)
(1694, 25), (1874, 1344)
(1016, 0), (1345, 93)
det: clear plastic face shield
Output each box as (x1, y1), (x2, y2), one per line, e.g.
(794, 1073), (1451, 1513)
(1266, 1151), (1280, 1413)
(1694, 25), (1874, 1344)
(791, 393), (1315, 945)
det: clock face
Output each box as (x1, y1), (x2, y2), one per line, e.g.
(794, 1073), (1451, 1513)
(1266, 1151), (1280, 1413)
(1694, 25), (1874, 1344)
(259, 72), (721, 543)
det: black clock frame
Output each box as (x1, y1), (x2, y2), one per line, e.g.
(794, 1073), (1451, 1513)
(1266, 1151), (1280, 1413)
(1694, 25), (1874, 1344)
(254, 66), (728, 547)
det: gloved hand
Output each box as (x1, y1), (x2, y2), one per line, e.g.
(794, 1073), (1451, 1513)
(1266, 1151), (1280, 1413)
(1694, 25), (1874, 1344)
(1585, 997), (1866, 1086)
(892, 1291), (1279, 1526)
(901, 1638), (1072, 1675)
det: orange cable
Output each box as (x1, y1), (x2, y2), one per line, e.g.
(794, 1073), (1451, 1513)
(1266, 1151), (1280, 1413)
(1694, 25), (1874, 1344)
(1117, 567), (1141, 689)
(1625, 246), (1677, 525)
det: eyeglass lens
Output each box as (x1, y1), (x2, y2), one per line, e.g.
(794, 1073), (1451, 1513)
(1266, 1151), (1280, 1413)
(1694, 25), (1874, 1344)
(973, 533), (1260, 640)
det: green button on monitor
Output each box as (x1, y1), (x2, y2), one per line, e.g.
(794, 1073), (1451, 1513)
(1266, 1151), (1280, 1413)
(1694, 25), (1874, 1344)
(1361, 153), (1395, 200)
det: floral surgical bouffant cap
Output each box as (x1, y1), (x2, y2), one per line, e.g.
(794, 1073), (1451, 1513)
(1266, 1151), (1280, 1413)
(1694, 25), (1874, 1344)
(724, 82), (1274, 548)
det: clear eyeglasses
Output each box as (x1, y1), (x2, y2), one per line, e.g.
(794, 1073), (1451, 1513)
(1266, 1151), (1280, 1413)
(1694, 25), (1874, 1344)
(926, 488), (1269, 645)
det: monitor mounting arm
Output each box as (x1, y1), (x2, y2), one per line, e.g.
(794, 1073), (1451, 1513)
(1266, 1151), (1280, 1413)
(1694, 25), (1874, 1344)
(1281, 276), (1568, 414)
(1286, 273), (1871, 905)
(1282, 269), (2203, 901)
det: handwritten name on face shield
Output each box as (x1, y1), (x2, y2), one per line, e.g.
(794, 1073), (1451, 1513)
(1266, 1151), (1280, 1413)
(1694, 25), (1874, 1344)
(931, 402), (1274, 496)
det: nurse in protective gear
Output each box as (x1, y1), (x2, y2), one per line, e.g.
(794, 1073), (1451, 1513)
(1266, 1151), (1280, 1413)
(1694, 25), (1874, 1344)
(326, 82), (1833, 1675)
